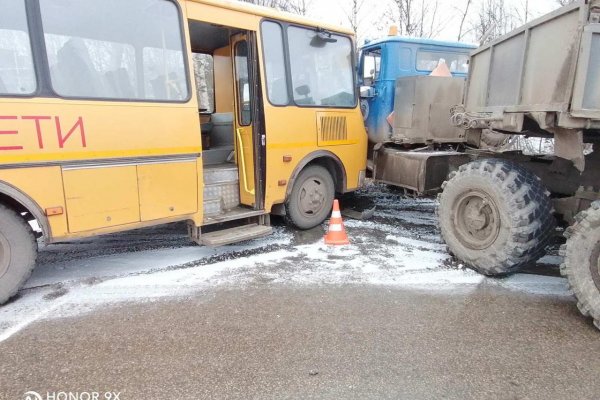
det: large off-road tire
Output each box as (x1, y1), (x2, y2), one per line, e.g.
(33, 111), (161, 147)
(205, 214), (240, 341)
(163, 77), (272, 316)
(285, 165), (334, 230)
(438, 159), (555, 276)
(0, 204), (37, 305)
(560, 202), (600, 330)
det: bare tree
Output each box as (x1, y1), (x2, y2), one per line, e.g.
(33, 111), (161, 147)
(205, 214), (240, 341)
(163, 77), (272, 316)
(380, 0), (446, 38)
(456, 0), (472, 41)
(513, 0), (531, 25)
(240, 0), (292, 11)
(425, 0), (441, 38)
(287, 0), (313, 16)
(240, 0), (313, 15)
(389, 0), (416, 36)
(338, 0), (372, 40)
(470, 0), (518, 44)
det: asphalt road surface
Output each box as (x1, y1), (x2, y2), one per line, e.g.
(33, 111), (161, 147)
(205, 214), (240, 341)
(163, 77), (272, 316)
(2, 286), (599, 400)
(0, 185), (598, 399)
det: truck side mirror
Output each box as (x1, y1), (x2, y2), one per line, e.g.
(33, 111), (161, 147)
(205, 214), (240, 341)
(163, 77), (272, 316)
(360, 85), (375, 98)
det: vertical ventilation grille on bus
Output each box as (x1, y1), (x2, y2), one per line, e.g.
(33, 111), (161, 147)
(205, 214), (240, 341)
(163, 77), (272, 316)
(320, 115), (348, 142)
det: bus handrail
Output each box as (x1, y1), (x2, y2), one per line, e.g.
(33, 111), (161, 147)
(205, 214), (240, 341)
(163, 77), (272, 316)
(236, 128), (255, 195)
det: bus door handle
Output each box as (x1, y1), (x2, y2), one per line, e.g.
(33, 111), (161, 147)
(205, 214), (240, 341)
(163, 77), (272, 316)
(236, 128), (255, 195)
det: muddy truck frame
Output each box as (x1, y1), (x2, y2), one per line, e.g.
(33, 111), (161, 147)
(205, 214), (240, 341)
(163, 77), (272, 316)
(361, 0), (600, 329)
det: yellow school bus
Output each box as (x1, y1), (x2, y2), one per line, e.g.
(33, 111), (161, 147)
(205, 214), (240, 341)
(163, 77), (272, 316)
(0, 0), (367, 303)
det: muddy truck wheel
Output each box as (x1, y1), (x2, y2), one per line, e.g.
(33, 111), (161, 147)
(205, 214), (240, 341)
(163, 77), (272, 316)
(438, 159), (555, 276)
(560, 202), (600, 330)
(0, 204), (37, 305)
(285, 165), (334, 230)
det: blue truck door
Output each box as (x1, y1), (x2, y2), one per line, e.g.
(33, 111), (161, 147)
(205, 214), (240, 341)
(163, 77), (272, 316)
(359, 46), (386, 143)
(360, 44), (415, 144)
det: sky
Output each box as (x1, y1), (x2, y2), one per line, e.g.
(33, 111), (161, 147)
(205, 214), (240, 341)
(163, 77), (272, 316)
(302, 0), (565, 44)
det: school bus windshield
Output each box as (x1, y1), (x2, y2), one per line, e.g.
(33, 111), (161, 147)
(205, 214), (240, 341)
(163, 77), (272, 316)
(287, 27), (355, 107)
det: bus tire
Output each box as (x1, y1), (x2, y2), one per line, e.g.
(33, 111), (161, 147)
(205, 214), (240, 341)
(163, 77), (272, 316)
(0, 204), (37, 305)
(438, 159), (554, 276)
(560, 202), (600, 330)
(285, 165), (334, 230)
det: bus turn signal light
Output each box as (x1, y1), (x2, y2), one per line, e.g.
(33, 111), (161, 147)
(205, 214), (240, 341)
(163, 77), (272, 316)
(45, 207), (64, 216)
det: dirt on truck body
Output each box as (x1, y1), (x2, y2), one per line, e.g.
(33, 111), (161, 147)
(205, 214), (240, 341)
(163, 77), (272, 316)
(367, 0), (600, 329)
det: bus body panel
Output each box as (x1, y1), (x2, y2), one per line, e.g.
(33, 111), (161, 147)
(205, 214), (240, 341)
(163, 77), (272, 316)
(0, 97), (204, 240)
(260, 105), (366, 206)
(0, 166), (68, 237)
(0, 99), (201, 164)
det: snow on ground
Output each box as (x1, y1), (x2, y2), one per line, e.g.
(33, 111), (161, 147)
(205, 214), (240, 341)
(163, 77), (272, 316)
(0, 184), (570, 342)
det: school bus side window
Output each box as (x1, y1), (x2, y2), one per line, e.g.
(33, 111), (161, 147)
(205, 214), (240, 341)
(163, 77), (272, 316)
(287, 26), (355, 107)
(261, 21), (289, 106)
(0, 0), (36, 96)
(39, 0), (188, 101)
(234, 40), (252, 126)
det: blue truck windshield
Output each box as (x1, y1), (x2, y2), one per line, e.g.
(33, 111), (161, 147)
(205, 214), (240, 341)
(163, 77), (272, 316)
(416, 50), (469, 73)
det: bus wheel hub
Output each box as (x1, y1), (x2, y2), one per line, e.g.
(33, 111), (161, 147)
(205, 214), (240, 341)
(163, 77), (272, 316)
(0, 233), (11, 279)
(300, 179), (325, 215)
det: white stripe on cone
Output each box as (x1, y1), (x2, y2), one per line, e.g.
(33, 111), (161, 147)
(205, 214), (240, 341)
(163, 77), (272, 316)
(331, 211), (342, 218)
(329, 224), (343, 232)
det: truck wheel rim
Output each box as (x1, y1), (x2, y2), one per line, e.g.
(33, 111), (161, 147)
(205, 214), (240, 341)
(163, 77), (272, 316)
(590, 241), (600, 291)
(454, 190), (501, 250)
(0, 232), (10, 279)
(299, 177), (326, 216)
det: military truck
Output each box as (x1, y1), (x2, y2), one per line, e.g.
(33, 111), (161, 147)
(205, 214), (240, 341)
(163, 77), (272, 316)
(360, 0), (600, 329)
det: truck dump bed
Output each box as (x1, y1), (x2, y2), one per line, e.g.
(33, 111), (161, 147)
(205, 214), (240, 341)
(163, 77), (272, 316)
(463, 0), (600, 130)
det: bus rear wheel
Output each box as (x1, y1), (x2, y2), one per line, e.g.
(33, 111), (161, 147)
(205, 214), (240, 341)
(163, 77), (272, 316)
(0, 204), (37, 305)
(285, 165), (334, 230)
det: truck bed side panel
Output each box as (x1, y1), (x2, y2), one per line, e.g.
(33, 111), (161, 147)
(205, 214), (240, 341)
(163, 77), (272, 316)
(466, 2), (589, 116)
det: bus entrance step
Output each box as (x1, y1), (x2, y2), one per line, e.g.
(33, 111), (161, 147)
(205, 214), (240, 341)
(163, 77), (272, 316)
(203, 197), (223, 216)
(204, 181), (239, 210)
(203, 164), (238, 185)
(201, 224), (273, 247)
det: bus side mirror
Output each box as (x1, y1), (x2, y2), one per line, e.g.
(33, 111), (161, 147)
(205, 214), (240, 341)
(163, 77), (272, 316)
(360, 86), (375, 98)
(310, 31), (338, 48)
(295, 84), (311, 97)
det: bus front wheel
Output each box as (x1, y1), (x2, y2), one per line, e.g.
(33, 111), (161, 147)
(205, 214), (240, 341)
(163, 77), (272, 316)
(285, 165), (335, 230)
(0, 204), (37, 305)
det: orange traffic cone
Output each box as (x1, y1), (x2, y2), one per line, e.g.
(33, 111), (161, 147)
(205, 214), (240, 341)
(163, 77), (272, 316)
(324, 199), (350, 245)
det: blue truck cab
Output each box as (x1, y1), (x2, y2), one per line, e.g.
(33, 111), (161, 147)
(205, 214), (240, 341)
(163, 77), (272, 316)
(358, 36), (477, 144)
